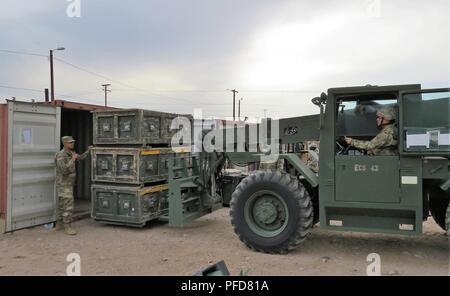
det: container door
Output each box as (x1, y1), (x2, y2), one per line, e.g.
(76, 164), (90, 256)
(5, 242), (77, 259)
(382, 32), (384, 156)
(6, 101), (61, 231)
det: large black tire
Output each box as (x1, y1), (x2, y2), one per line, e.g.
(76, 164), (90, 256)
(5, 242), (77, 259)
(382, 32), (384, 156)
(428, 186), (449, 231)
(229, 171), (313, 254)
(446, 202), (450, 236)
(429, 198), (449, 230)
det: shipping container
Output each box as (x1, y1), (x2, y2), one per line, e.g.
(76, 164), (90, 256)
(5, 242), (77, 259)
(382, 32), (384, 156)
(93, 109), (193, 145)
(0, 101), (60, 232)
(0, 99), (116, 233)
(0, 104), (9, 233)
(91, 183), (169, 227)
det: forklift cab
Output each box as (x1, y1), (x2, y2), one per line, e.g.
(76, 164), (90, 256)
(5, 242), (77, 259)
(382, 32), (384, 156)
(334, 93), (400, 204)
(318, 84), (450, 235)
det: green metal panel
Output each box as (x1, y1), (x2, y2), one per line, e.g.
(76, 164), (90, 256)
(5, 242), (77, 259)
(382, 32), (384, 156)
(399, 157), (423, 232)
(328, 84), (421, 95)
(166, 153), (223, 227)
(91, 184), (169, 227)
(278, 115), (320, 143)
(319, 85), (425, 236)
(93, 109), (192, 145)
(422, 157), (449, 180)
(335, 156), (400, 203)
(324, 156), (422, 235)
(91, 147), (189, 185)
(323, 207), (418, 235)
(318, 88), (337, 233)
(283, 154), (319, 187)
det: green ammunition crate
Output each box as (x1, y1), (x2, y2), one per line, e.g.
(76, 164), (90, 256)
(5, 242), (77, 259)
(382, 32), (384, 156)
(91, 147), (190, 185)
(91, 183), (169, 227)
(93, 109), (192, 145)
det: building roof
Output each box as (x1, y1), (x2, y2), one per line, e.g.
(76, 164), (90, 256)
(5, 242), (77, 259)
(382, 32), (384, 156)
(45, 99), (119, 112)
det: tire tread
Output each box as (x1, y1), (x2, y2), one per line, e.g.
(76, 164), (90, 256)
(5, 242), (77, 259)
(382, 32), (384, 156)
(230, 171), (313, 254)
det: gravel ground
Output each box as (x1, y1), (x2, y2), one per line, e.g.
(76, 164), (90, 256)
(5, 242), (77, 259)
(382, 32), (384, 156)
(0, 208), (448, 276)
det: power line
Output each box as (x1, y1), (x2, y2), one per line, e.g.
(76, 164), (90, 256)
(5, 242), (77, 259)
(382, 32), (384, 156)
(0, 84), (279, 106)
(119, 89), (320, 93)
(1, 49), (320, 106)
(66, 90), (104, 97)
(0, 49), (47, 58)
(0, 84), (100, 103)
(0, 84), (44, 93)
(0, 84), (307, 108)
(109, 95), (304, 106)
(53, 57), (202, 104)
(238, 90), (320, 93)
(54, 57), (127, 87)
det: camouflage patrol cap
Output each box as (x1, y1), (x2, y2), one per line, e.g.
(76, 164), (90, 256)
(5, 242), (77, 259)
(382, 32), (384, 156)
(61, 136), (76, 143)
(376, 107), (396, 121)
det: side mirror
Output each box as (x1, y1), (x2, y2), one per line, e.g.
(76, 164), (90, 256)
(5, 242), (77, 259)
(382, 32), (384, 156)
(312, 96), (321, 106)
(320, 92), (327, 103)
(311, 93), (327, 129)
(312, 92), (328, 106)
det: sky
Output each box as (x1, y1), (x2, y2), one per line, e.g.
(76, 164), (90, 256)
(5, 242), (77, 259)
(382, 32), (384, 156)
(0, 0), (449, 119)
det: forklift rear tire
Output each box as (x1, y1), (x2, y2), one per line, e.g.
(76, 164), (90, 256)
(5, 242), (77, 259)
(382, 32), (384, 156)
(229, 171), (313, 254)
(428, 186), (449, 231)
(446, 202), (450, 236)
(429, 198), (449, 230)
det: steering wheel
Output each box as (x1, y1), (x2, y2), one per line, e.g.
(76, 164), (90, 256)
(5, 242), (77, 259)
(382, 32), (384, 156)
(336, 137), (351, 155)
(336, 137), (368, 155)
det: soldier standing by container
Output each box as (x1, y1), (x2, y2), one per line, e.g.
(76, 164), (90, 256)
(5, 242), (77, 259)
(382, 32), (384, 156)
(55, 136), (91, 235)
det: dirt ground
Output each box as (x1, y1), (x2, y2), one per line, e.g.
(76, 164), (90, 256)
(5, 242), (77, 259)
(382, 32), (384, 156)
(0, 208), (448, 276)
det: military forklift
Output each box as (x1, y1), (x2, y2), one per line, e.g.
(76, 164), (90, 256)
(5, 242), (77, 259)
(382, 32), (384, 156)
(185, 84), (449, 254)
(89, 84), (448, 254)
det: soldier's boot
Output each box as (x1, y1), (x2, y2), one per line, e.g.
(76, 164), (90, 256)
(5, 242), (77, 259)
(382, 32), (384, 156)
(63, 223), (77, 235)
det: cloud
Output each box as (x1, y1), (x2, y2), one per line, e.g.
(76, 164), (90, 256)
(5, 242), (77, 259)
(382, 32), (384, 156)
(0, 0), (449, 119)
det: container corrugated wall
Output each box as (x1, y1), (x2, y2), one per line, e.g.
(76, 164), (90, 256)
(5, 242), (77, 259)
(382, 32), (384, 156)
(0, 104), (8, 218)
(6, 101), (60, 231)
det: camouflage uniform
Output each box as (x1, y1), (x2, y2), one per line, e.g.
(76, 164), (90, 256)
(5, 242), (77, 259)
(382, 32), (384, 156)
(55, 137), (90, 228)
(350, 107), (398, 156)
(306, 150), (319, 172)
(259, 158), (284, 171)
(350, 124), (398, 155)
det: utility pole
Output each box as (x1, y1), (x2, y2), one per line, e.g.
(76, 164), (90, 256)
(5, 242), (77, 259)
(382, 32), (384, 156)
(102, 84), (111, 107)
(238, 98), (243, 121)
(50, 50), (54, 101)
(49, 47), (65, 102)
(230, 89), (238, 121)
